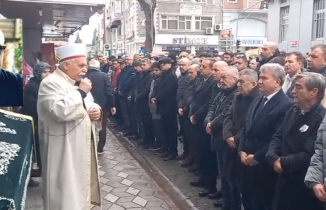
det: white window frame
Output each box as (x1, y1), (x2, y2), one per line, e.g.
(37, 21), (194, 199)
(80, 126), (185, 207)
(194, 16), (213, 30)
(279, 6), (289, 42)
(227, 0), (237, 3)
(160, 15), (192, 30)
(312, 0), (325, 40)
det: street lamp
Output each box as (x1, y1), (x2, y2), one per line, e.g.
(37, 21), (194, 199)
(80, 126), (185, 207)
(235, 0), (268, 49)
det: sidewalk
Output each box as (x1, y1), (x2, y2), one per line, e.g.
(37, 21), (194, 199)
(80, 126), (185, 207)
(25, 129), (179, 210)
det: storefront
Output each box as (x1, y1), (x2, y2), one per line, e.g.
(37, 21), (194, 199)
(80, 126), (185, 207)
(234, 36), (267, 54)
(154, 34), (219, 55)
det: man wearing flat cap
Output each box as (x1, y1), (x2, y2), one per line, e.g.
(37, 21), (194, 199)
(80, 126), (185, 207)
(150, 57), (178, 160)
(0, 29), (23, 107)
(37, 43), (102, 209)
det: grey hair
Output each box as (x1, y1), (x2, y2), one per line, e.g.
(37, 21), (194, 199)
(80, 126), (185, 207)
(239, 68), (258, 82)
(260, 63), (286, 85)
(88, 59), (100, 68)
(189, 64), (200, 71)
(222, 65), (239, 79)
(58, 59), (74, 70)
(294, 72), (326, 101)
(191, 58), (200, 65)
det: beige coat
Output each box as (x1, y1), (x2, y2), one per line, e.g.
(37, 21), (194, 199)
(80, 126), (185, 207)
(37, 69), (101, 210)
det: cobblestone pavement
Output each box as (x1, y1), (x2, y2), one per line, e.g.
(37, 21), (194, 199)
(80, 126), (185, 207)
(112, 129), (219, 210)
(25, 129), (178, 210)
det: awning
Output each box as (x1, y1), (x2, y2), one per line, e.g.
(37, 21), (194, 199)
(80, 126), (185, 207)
(0, 0), (105, 37)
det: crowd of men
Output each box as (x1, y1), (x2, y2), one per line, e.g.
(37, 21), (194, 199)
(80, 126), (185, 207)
(87, 42), (326, 210)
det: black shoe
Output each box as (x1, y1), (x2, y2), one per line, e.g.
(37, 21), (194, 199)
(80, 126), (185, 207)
(198, 190), (210, 197)
(160, 151), (170, 158)
(181, 159), (194, 167)
(190, 180), (205, 187)
(149, 147), (162, 152)
(208, 190), (222, 199)
(28, 179), (40, 188)
(155, 148), (167, 155)
(176, 152), (187, 161)
(213, 198), (224, 208)
(163, 154), (176, 161)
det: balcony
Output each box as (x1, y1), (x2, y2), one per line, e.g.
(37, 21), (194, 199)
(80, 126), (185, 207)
(0, 0), (105, 37)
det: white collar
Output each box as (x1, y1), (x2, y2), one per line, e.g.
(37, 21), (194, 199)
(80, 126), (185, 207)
(265, 90), (279, 101)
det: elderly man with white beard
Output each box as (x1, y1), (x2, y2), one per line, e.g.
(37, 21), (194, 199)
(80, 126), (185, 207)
(37, 44), (102, 210)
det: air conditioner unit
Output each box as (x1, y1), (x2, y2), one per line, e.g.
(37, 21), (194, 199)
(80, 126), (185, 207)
(205, 27), (214, 35)
(104, 44), (111, 50)
(214, 24), (222, 31)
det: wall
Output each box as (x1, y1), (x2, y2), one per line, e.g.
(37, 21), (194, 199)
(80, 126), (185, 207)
(267, 0), (320, 53)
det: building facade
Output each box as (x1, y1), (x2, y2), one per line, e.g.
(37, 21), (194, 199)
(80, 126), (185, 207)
(267, 0), (325, 53)
(222, 0), (268, 54)
(106, 0), (147, 55)
(154, 0), (222, 55)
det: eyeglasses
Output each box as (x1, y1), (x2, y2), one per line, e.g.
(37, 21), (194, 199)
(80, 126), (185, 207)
(0, 45), (6, 52)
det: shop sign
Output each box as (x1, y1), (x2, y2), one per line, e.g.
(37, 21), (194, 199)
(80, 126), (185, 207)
(155, 34), (219, 45)
(180, 4), (202, 15)
(236, 37), (267, 47)
(172, 37), (208, 45)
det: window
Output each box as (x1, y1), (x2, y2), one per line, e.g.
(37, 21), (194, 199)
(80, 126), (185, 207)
(195, 16), (213, 30)
(312, 0), (325, 40)
(227, 0), (237, 2)
(160, 15), (191, 30)
(279, 6), (289, 42)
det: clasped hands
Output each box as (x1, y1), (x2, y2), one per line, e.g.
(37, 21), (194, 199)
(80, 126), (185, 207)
(240, 152), (258, 166)
(88, 106), (101, 121)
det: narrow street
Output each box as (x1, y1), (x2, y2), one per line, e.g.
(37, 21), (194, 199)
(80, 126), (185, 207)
(25, 128), (183, 210)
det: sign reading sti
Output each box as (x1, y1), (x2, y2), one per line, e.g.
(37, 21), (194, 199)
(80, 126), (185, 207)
(172, 37), (208, 45)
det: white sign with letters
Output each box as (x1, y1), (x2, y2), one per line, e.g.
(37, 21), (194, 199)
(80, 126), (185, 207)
(236, 37), (267, 47)
(155, 34), (219, 45)
(180, 4), (202, 15)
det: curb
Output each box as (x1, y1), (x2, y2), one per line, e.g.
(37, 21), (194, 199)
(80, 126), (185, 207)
(109, 128), (199, 210)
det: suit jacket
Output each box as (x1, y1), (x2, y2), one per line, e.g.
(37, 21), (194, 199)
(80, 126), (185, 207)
(238, 89), (293, 202)
(85, 68), (115, 111)
(189, 75), (215, 125)
(136, 69), (153, 114)
(0, 68), (23, 106)
(266, 103), (325, 210)
(151, 68), (178, 116)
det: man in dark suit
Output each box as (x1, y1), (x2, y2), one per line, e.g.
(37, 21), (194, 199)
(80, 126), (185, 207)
(282, 51), (305, 99)
(0, 29), (23, 107)
(238, 63), (293, 210)
(85, 59), (116, 154)
(188, 58), (216, 191)
(266, 72), (326, 210)
(150, 57), (178, 161)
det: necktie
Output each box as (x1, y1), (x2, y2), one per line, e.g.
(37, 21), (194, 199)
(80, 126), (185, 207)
(255, 96), (268, 117)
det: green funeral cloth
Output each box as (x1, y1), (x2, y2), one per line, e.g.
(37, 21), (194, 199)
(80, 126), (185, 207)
(0, 110), (34, 210)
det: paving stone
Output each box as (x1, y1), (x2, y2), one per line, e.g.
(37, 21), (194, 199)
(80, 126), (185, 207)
(109, 204), (125, 210)
(126, 187), (140, 196)
(121, 178), (134, 186)
(117, 171), (129, 178)
(25, 128), (179, 210)
(119, 201), (142, 208)
(133, 196), (148, 207)
(101, 185), (114, 193)
(104, 193), (119, 203)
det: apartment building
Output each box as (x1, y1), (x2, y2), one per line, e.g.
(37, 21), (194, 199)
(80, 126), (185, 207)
(106, 0), (146, 55)
(222, 0), (268, 53)
(267, 0), (325, 53)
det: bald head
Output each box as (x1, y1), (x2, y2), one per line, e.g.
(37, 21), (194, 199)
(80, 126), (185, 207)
(261, 42), (278, 59)
(214, 61), (228, 69)
(179, 57), (191, 65)
(189, 64), (200, 71)
(88, 59), (100, 68)
(188, 64), (199, 80)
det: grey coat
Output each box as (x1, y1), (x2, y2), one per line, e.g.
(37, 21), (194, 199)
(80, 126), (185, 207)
(305, 116), (326, 188)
